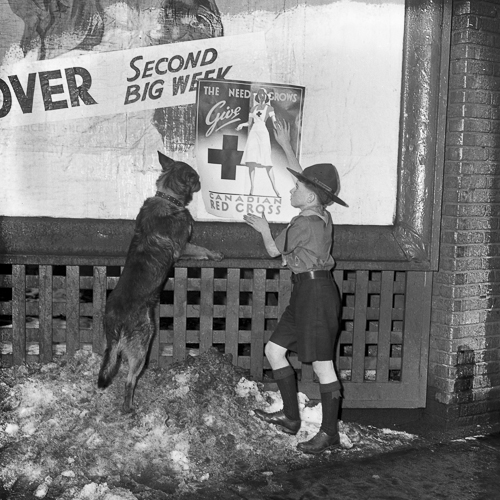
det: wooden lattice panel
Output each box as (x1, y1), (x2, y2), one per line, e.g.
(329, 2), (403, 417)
(335, 270), (405, 384)
(0, 265), (406, 382)
(0, 263), (432, 408)
(0, 264), (292, 383)
(0, 264), (106, 364)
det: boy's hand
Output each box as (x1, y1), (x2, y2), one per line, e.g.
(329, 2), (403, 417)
(273, 118), (302, 174)
(244, 213), (281, 258)
(273, 119), (291, 150)
(244, 213), (270, 234)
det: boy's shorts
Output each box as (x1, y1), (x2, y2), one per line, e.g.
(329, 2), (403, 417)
(270, 276), (341, 362)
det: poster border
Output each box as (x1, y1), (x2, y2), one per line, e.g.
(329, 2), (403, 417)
(0, 0), (451, 271)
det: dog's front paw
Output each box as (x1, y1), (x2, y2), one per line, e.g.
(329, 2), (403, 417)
(209, 251), (224, 261)
(183, 243), (224, 261)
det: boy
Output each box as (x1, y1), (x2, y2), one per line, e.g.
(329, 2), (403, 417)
(243, 124), (347, 454)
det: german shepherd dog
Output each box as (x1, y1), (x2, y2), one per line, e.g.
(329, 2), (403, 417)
(97, 151), (223, 412)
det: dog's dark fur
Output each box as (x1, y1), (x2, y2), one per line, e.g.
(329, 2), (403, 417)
(97, 151), (223, 412)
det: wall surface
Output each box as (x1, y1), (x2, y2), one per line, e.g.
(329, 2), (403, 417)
(429, 0), (500, 427)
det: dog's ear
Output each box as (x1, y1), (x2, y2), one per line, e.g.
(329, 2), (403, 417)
(158, 151), (175, 172)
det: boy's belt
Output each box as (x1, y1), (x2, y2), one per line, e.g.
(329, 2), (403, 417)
(291, 270), (332, 284)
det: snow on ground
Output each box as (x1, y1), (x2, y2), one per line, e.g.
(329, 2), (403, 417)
(0, 348), (417, 499)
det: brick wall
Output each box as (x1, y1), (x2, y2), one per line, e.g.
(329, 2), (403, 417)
(428, 0), (500, 426)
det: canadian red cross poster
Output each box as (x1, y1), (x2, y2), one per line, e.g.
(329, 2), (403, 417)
(196, 79), (305, 222)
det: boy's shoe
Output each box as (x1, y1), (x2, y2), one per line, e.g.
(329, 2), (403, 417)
(254, 409), (301, 435)
(297, 430), (340, 454)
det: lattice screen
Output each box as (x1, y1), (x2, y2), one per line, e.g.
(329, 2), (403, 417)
(0, 264), (409, 394)
(334, 270), (405, 384)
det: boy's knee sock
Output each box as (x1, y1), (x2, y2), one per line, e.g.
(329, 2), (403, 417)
(273, 366), (300, 421)
(320, 380), (342, 436)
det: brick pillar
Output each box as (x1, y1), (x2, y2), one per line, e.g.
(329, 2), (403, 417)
(428, 0), (500, 427)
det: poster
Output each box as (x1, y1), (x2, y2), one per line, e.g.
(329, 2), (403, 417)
(196, 79), (304, 222)
(0, 0), (405, 225)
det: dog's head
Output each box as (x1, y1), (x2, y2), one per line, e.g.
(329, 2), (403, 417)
(156, 151), (201, 206)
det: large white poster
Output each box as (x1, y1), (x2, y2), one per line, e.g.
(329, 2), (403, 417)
(0, 0), (405, 225)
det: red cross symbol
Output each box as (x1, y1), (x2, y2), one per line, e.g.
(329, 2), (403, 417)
(207, 135), (244, 180)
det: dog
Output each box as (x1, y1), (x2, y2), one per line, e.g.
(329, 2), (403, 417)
(97, 151), (223, 412)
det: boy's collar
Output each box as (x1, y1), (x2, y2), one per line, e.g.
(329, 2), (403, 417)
(299, 206), (329, 222)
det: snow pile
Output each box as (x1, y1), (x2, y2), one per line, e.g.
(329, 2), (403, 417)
(0, 348), (417, 499)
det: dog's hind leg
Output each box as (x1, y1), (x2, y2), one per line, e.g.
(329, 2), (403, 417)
(98, 338), (121, 389)
(122, 320), (155, 413)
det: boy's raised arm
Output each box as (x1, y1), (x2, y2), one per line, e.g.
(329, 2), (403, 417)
(273, 119), (303, 174)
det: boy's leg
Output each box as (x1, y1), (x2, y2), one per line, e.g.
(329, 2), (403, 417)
(313, 360), (341, 435)
(273, 365), (301, 421)
(319, 380), (342, 436)
(266, 341), (300, 420)
(297, 360), (341, 454)
(254, 341), (301, 434)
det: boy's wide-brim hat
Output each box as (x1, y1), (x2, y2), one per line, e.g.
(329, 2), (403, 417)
(287, 164), (348, 207)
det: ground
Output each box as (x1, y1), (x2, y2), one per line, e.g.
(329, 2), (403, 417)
(0, 348), (418, 500)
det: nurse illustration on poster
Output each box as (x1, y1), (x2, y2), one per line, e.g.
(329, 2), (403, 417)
(236, 88), (280, 197)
